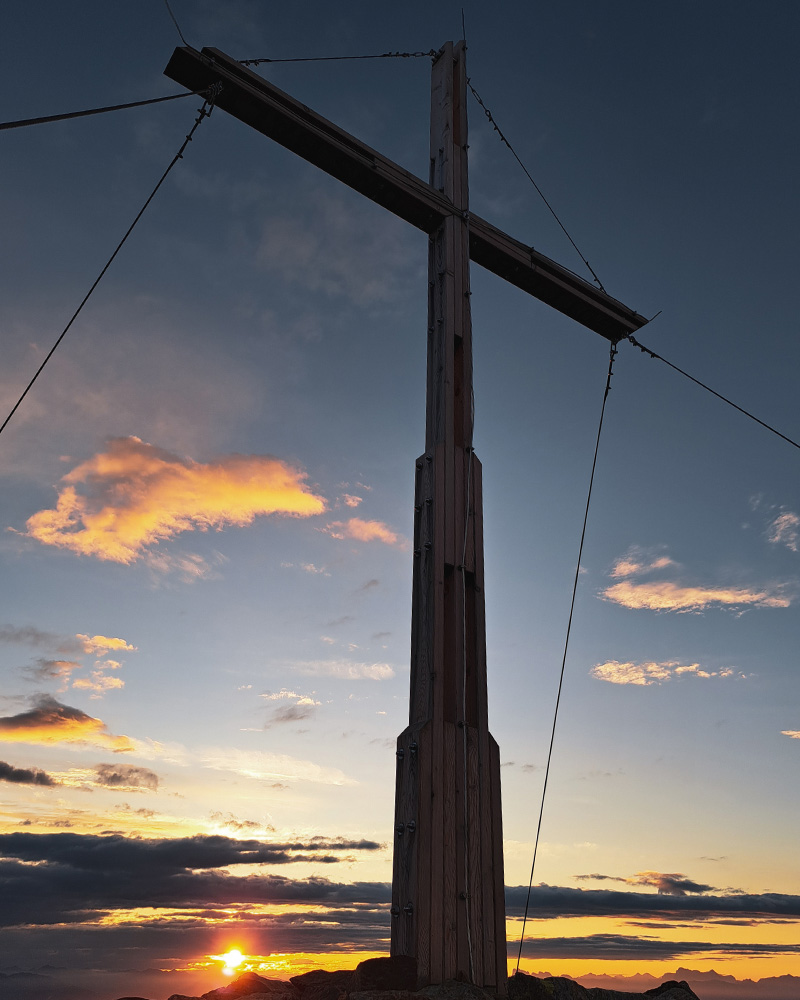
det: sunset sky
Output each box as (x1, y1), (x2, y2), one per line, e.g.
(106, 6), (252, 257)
(2, 2), (799, 998)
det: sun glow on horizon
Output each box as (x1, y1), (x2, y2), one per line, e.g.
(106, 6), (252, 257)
(212, 949), (245, 977)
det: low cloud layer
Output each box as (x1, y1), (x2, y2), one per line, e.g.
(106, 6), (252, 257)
(0, 697), (135, 752)
(24, 436), (326, 564)
(591, 660), (742, 686)
(575, 871), (716, 895)
(0, 831), (387, 928)
(1, 836), (799, 960)
(515, 932), (800, 961)
(504, 883), (800, 920)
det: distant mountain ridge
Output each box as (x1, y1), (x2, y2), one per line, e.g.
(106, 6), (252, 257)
(543, 967), (800, 1000)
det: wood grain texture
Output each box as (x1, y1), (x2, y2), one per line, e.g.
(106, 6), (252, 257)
(390, 41), (507, 994)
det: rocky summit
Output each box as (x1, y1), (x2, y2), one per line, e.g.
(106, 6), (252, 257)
(148, 960), (701, 1000)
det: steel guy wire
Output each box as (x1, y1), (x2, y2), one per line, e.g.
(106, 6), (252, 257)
(625, 334), (800, 452)
(239, 50), (438, 67)
(0, 93), (220, 440)
(515, 340), (618, 973)
(164, 0), (189, 46)
(466, 78), (606, 293)
(0, 91), (201, 132)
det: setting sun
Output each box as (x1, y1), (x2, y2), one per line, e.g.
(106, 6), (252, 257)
(221, 949), (244, 976)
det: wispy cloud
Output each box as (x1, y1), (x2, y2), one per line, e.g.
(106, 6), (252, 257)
(257, 189), (418, 306)
(591, 660), (744, 686)
(0, 697), (135, 752)
(24, 436), (326, 564)
(610, 546), (677, 579)
(602, 579), (790, 612)
(198, 746), (357, 785)
(280, 561), (330, 576)
(782, 730), (800, 739)
(93, 763), (159, 791)
(261, 689), (320, 706)
(267, 703), (317, 726)
(0, 625), (82, 654)
(768, 510), (800, 552)
(10, 628), (136, 698)
(601, 545), (791, 612)
(28, 658), (83, 683)
(292, 659), (395, 680)
(72, 672), (125, 698)
(324, 517), (405, 548)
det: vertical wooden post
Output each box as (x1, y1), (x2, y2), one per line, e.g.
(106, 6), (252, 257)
(391, 41), (507, 994)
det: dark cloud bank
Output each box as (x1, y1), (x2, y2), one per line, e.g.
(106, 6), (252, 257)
(0, 760), (56, 786)
(0, 836), (799, 1000)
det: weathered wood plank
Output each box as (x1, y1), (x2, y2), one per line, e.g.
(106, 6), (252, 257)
(443, 719), (458, 977)
(490, 735), (508, 990)
(416, 723), (433, 986)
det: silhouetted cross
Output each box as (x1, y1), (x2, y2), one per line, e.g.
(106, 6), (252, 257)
(166, 42), (646, 995)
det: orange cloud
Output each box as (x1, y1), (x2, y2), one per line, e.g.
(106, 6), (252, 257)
(768, 511), (799, 552)
(610, 546), (677, 579)
(325, 517), (404, 548)
(77, 634), (136, 654)
(72, 672), (125, 697)
(24, 436), (326, 564)
(782, 730), (800, 739)
(591, 660), (740, 686)
(0, 697), (135, 752)
(601, 580), (791, 612)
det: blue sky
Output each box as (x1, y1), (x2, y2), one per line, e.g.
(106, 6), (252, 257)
(1, 2), (799, 997)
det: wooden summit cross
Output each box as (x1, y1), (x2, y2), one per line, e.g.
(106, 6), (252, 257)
(165, 41), (647, 994)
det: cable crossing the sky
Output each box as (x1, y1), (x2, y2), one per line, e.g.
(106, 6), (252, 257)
(0, 92), (219, 440)
(466, 77), (607, 293)
(0, 91), (203, 132)
(515, 340), (618, 972)
(239, 49), (438, 67)
(625, 333), (800, 452)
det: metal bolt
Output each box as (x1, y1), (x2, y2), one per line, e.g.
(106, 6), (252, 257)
(390, 905), (401, 917)
(409, 742), (418, 755)
(396, 747), (405, 761)
(404, 901), (414, 916)
(407, 820), (416, 834)
(396, 823), (405, 836)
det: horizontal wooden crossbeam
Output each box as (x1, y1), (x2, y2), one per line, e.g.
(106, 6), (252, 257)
(164, 45), (648, 342)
